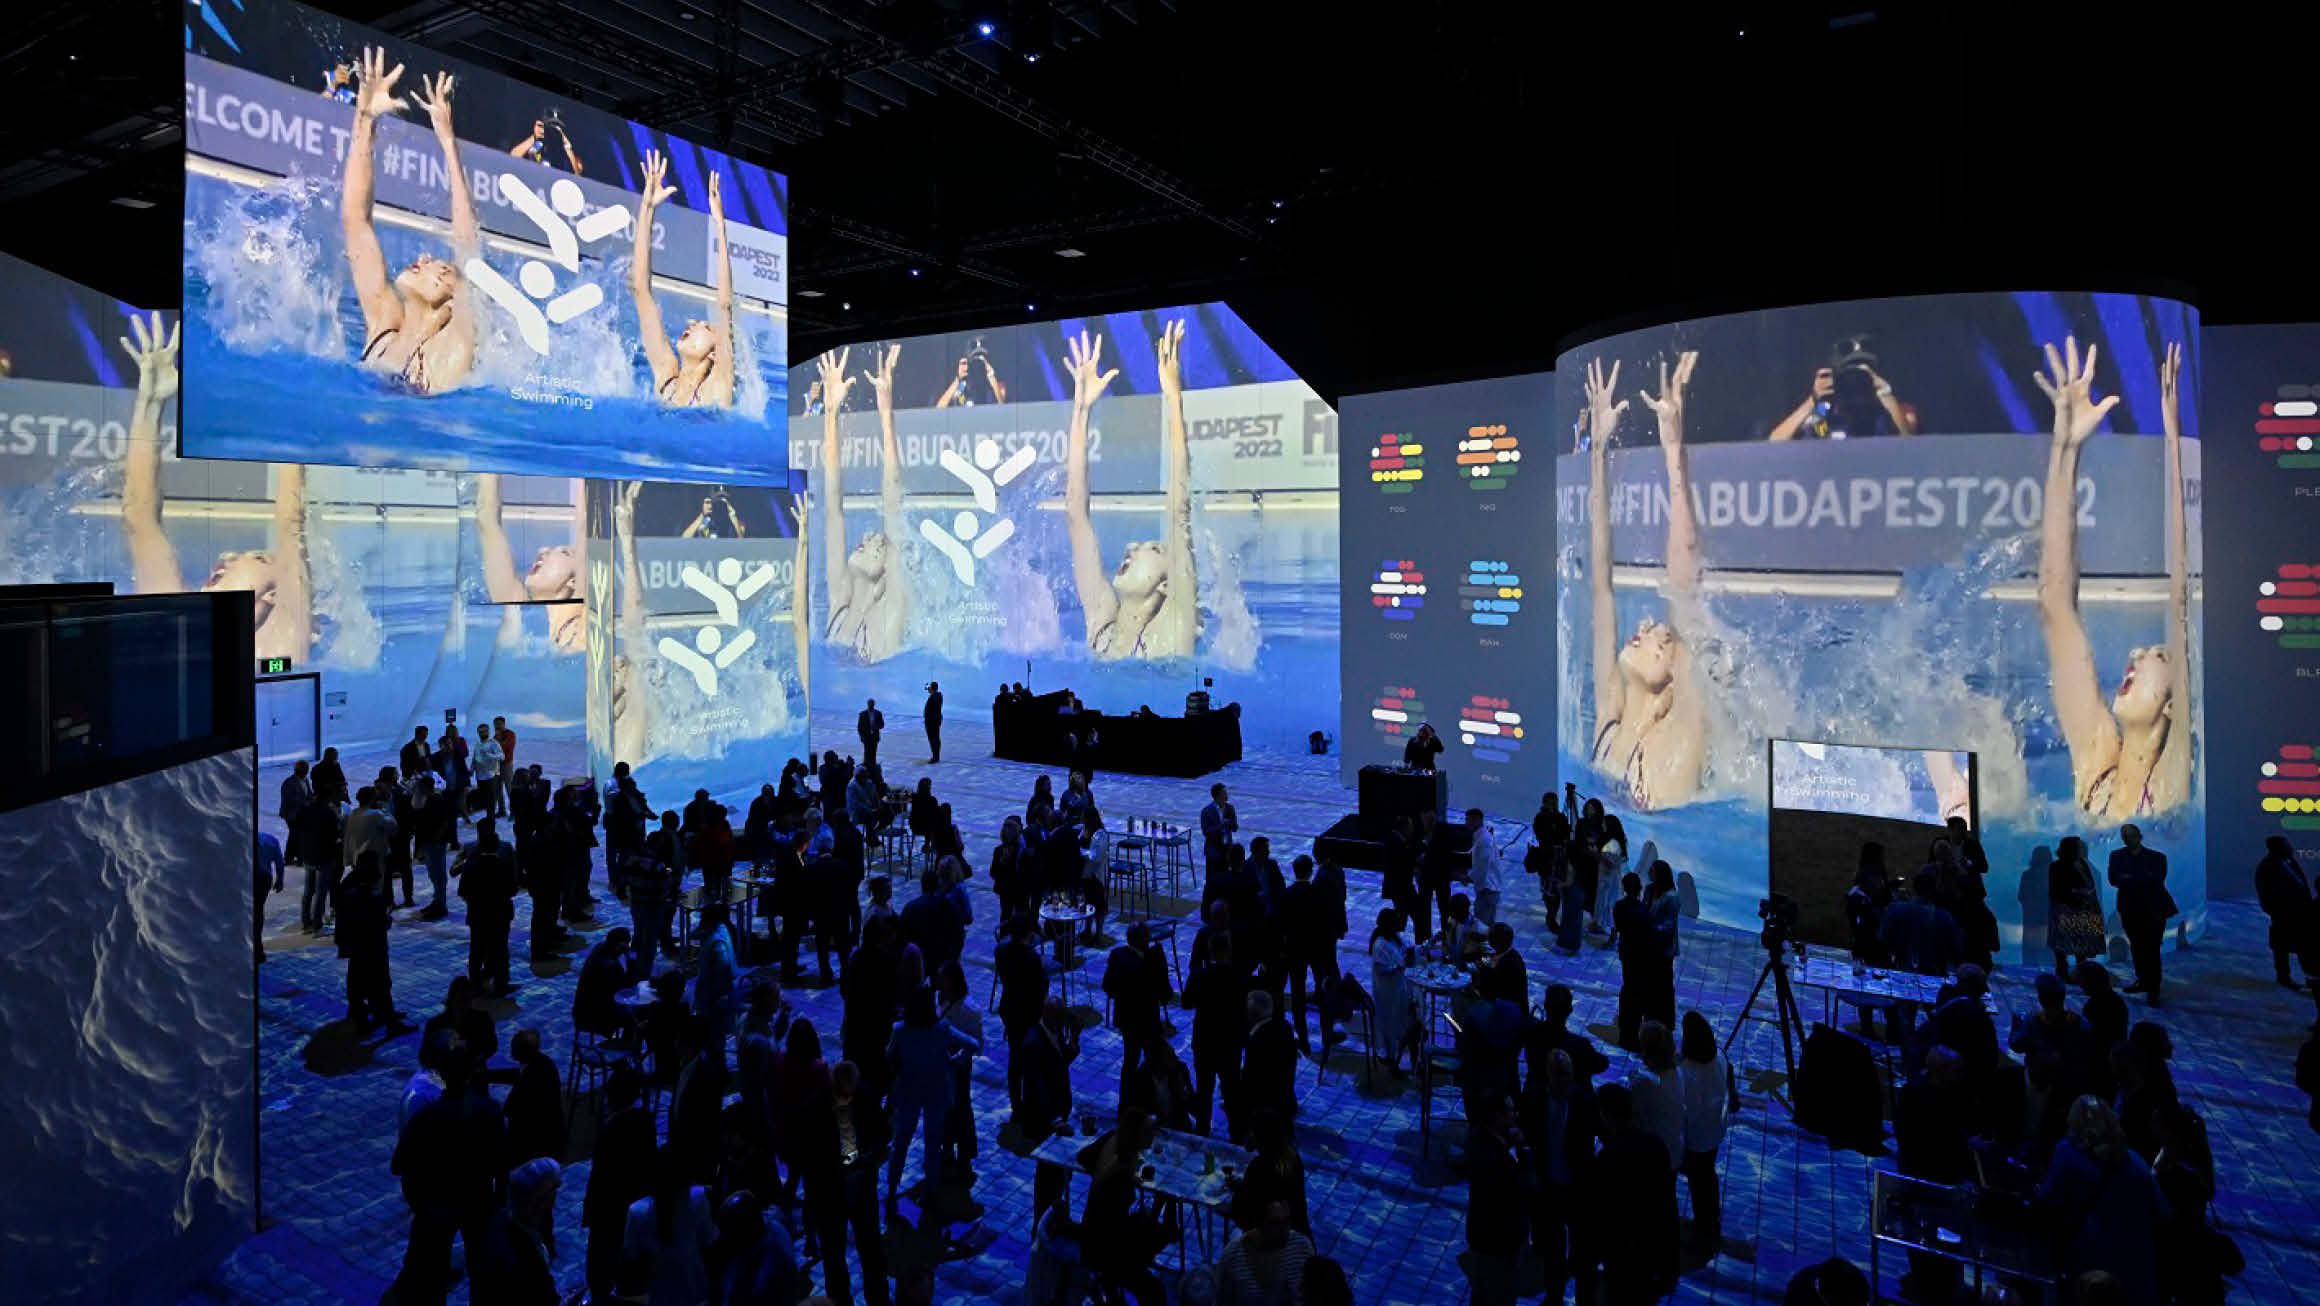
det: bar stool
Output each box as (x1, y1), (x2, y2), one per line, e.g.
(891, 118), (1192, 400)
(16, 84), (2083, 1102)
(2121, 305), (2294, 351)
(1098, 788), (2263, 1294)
(565, 1026), (639, 1132)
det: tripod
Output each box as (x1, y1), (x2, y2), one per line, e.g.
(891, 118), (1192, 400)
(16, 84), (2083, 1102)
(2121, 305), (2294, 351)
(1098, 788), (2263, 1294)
(1723, 940), (1808, 1102)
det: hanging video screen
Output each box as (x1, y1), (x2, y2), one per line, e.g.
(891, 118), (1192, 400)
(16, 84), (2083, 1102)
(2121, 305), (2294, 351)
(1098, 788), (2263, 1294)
(183, 0), (789, 483)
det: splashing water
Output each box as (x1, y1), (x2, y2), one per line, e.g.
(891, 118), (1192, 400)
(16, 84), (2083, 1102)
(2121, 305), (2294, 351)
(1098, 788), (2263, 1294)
(1198, 517), (1261, 673)
(186, 174), (345, 361)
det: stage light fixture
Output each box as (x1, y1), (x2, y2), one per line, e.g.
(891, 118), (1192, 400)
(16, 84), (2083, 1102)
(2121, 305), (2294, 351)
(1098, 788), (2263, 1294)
(797, 288), (825, 298)
(112, 196), (156, 209)
(1025, 301), (1037, 312)
(841, 301), (852, 311)
(1054, 247), (1085, 259)
(976, 20), (996, 37)
(910, 267), (921, 277)
(1025, 51), (1041, 62)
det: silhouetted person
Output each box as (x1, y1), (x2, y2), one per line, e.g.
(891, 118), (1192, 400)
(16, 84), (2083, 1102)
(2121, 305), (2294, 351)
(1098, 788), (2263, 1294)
(502, 1027), (565, 1171)
(1593, 1082), (1678, 1306)
(1103, 922), (1172, 1098)
(858, 698), (885, 767)
(339, 852), (400, 1030)
(2257, 835), (2315, 989)
(582, 1066), (655, 1304)
(923, 681), (944, 762)
(2108, 825), (2173, 1004)
(455, 816), (518, 996)
(390, 1046), (506, 1306)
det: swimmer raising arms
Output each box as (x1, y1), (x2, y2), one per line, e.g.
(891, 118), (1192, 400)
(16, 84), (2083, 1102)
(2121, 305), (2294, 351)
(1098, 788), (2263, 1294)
(1065, 321), (1199, 659)
(341, 49), (478, 395)
(475, 472), (585, 652)
(1584, 352), (1707, 810)
(611, 480), (650, 768)
(2036, 337), (2192, 820)
(816, 345), (908, 662)
(118, 311), (312, 663)
(633, 150), (737, 408)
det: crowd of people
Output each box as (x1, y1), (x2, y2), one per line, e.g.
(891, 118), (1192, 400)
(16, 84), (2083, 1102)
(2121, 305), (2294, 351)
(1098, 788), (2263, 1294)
(255, 710), (2276, 1306)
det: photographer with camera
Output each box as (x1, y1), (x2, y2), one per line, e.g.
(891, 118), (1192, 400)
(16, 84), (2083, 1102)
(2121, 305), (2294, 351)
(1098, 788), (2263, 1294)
(1767, 336), (1919, 441)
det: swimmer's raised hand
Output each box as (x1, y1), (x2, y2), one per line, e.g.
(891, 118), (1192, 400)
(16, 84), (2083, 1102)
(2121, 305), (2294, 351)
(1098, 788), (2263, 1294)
(1155, 318), (1186, 393)
(1065, 329), (1118, 411)
(355, 46), (407, 120)
(639, 150), (677, 213)
(412, 72), (456, 140)
(119, 311), (179, 405)
(2032, 335), (2120, 449)
(1640, 351), (1699, 449)
(1583, 357), (1627, 451)
(816, 347), (856, 412)
(862, 342), (900, 411)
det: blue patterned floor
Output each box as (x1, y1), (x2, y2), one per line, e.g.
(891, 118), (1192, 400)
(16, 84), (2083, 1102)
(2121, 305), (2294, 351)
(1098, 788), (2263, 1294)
(177, 710), (2320, 1305)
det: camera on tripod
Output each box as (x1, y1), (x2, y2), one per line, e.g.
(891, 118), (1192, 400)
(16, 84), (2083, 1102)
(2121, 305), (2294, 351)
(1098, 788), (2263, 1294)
(1758, 891), (1799, 951)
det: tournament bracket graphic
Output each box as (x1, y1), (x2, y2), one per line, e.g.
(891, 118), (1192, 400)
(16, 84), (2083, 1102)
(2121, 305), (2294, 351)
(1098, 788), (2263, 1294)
(2257, 393), (2320, 469)
(1370, 685), (1427, 743)
(1460, 559), (1521, 627)
(1457, 423), (1520, 490)
(1368, 432), (1425, 493)
(1371, 559), (1426, 622)
(1457, 693), (1524, 764)
(2256, 563), (2320, 649)
(2259, 744), (2320, 832)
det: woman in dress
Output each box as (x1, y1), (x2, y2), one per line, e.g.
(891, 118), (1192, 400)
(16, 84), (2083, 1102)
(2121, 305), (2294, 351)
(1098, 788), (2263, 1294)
(1368, 908), (1415, 1079)
(2049, 836), (2107, 980)
(1677, 1010), (1734, 1250)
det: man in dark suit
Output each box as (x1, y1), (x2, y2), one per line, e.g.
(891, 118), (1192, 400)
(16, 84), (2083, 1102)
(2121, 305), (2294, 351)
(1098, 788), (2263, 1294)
(455, 817), (519, 997)
(994, 915), (1048, 1116)
(1018, 997), (1082, 1219)
(1465, 1092), (1533, 1306)
(899, 868), (965, 973)
(2107, 824), (2173, 1004)
(401, 725), (432, 785)
(1186, 931), (1250, 1138)
(800, 1060), (891, 1306)
(923, 681), (944, 763)
(1103, 923), (1172, 1097)
(1240, 990), (1301, 1135)
(1278, 856), (1336, 1050)
(857, 698), (885, 767)
(2257, 835), (2316, 989)
(1592, 1082), (1677, 1306)
(390, 1047), (506, 1306)
(1479, 922), (1528, 1007)
(1522, 1049), (1599, 1306)
(1200, 782), (1237, 884)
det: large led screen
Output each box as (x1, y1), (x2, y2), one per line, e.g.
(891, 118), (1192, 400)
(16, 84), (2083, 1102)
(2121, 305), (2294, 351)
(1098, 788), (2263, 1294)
(1554, 292), (2204, 947)
(185, 0), (789, 482)
(789, 304), (1339, 750)
(2199, 324), (2320, 897)
(1337, 374), (1557, 808)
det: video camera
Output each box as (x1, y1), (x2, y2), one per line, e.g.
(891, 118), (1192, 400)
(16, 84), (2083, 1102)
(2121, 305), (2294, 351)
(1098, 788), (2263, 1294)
(1757, 891), (1799, 951)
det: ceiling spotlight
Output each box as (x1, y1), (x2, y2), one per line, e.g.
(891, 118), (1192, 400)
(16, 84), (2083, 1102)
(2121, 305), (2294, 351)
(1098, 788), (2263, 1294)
(1025, 51), (1041, 63)
(797, 288), (824, 298)
(841, 301), (852, 311)
(1025, 301), (1037, 312)
(909, 267), (921, 277)
(111, 195), (156, 209)
(678, 8), (695, 20)
(975, 20), (996, 37)
(1053, 246), (1085, 259)
(1271, 199), (1284, 209)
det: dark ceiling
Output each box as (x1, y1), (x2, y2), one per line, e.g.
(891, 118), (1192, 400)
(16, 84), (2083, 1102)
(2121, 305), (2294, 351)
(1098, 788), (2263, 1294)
(4, 1), (2313, 401)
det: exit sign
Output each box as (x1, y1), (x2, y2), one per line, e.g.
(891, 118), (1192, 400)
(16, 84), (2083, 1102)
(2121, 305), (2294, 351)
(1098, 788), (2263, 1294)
(259, 656), (294, 675)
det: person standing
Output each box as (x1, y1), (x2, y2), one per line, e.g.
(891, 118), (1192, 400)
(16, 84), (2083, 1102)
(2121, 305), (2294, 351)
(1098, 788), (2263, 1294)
(299, 787), (345, 933)
(1465, 1093), (1532, 1306)
(492, 716), (517, 805)
(1677, 1010), (1734, 1252)
(279, 759), (313, 867)
(1613, 874), (1653, 1050)
(802, 1060), (892, 1306)
(255, 830), (284, 963)
(1402, 720), (1445, 772)
(1467, 808), (1505, 926)
(390, 1046), (507, 1306)
(338, 852), (400, 1030)
(2256, 835), (2315, 989)
(1523, 1049), (1598, 1306)
(923, 681), (944, 764)
(472, 723), (504, 820)
(455, 817), (519, 997)
(1594, 1082), (1679, 1306)
(1201, 782), (1238, 885)
(1103, 922), (1173, 1098)
(311, 745), (348, 806)
(858, 698), (885, 768)
(1369, 908), (1415, 1077)
(883, 986), (981, 1210)
(2108, 825), (2175, 1005)
(2048, 836), (2108, 981)
(401, 725), (433, 785)
(502, 1028), (565, 1172)
(1240, 991), (1299, 1134)
(1187, 932), (1250, 1137)
(410, 775), (455, 920)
